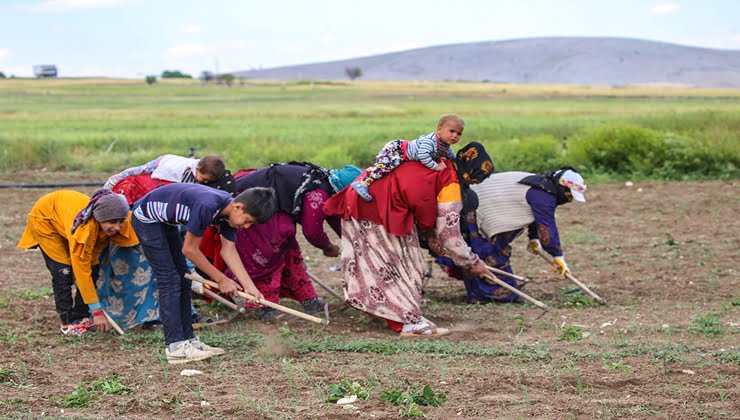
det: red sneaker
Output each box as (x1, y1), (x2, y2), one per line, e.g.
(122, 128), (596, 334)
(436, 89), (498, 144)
(60, 318), (94, 336)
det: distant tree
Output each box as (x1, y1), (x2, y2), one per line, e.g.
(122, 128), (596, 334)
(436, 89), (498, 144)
(199, 71), (214, 84)
(145, 75), (157, 85)
(219, 73), (235, 87)
(345, 66), (362, 80)
(161, 70), (192, 79)
(0, 71), (5, 79)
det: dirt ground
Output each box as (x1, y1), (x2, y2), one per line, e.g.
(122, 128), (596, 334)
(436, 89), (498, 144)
(0, 173), (737, 419)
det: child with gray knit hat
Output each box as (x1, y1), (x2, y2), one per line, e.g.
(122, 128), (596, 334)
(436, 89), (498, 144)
(18, 189), (139, 336)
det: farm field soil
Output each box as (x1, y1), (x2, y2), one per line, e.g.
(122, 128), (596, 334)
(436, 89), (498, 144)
(0, 174), (738, 419)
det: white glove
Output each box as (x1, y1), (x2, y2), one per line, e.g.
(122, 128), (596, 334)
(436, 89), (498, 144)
(528, 239), (542, 254)
(552, 256), (570, 277)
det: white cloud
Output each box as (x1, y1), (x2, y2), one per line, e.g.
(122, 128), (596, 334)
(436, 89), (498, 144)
(185, 25), (203, 34)
(165, 43), (208, 59)
(0, 48), (11, 60)
(23, 0), (131, 12)
(733, 34), (740, 42)
(650, 3), (681, 15)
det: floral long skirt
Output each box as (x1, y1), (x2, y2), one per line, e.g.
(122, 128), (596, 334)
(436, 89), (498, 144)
(340, 218), (425, 324)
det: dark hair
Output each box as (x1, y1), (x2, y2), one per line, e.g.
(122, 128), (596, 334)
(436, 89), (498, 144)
(197, 155), (226, 179)
(233, 187), (276, 223)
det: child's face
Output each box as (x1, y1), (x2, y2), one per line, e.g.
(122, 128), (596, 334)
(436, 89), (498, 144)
(99, 219), (126, 236)
(436, 121), (464, 145)
(195, 168), (214, 184)
(228, 208), (258, 229)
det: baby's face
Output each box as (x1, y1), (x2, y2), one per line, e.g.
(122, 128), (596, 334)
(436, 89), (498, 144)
(195, 168), (214, 184)
(436, 121), (464, 145)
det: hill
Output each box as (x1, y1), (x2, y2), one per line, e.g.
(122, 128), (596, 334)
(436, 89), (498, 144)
(233, 37), (740, 87)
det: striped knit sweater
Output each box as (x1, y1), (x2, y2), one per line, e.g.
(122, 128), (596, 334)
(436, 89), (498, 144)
(471, 171), (534, 240)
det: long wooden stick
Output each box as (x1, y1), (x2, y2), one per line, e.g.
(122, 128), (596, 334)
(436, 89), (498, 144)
(306, 271), (344, 302)
(485, 265), (529, 283)
(482, 273), (550, 312)
(535, 249), (606, 304)
(102, 310), (125, 336)
(185, 273), (329, 326)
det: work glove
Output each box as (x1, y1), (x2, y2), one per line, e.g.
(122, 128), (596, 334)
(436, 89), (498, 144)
(528, 239), (542, 254)
(552, 256), (570, 277)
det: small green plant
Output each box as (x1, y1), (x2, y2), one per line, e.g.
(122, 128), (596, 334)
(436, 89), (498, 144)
(513, 315), (525, 335)
(62, 384), (95, 408)
(399, 401), (425, 418)
(664, 234), (678, 247)
(145, 75), (157, 85)
(560, 326), (584, 341)
(690, 311), (724, 337)
(325, 378), (371, 403)
(381, 382), (446, 418)
(0, 367), (14, 384)
(278, 325), (292, 338)
(652, 344), (687, 373)
(713, 350), (740, 365)
(91, 375), (130, 395)
(634, 404), (663, 416)
(603, 360), (633, 372)
(18, 288), (54, 300)
(355, 313), (370, 329)
(558, 294), (599, 308)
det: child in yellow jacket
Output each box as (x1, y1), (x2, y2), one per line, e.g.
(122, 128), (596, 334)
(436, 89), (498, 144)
(18, 189), (138, 336)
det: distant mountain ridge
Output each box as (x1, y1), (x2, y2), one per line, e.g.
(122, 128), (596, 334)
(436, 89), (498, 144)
(233, 37), (740, 88)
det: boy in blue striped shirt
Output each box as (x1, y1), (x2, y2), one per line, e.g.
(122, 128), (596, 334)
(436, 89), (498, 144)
(132, 183), (276, 364)
(351, 114), (464, 201)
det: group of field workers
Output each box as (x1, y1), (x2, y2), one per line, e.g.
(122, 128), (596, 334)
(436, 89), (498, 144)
(18, 113), (587, 364)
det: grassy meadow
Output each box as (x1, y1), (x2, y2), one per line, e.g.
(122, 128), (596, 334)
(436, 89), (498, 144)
(1, 78), (738, 180)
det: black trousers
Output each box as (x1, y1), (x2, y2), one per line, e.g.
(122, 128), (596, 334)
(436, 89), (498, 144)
(40, 250), (97, 324)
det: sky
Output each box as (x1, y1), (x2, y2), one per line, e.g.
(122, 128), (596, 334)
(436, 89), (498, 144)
(1, 0), (739, 78)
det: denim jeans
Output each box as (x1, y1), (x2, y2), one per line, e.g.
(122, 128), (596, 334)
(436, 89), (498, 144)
(40, 250), (94, 324)
(132, 217), (193, 345)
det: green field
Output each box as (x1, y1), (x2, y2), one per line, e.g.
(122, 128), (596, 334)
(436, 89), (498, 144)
(1, 78), (738, 179)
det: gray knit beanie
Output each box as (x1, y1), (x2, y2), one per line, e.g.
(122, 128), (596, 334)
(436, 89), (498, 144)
(92, 190), (129, 222)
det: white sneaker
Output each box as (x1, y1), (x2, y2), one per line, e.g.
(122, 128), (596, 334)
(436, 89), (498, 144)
(165, 341), (214, 364)
(189, 338), (226, 356)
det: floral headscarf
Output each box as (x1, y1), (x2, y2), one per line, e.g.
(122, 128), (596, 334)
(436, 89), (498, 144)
(203, 169), (237, 197)
(453, 142), (494, 186)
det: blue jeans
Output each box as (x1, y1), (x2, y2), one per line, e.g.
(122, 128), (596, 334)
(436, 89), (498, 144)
(132, 218), (193, 345)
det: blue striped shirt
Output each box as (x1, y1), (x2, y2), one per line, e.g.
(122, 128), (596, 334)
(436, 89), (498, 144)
(405, 132), (456, 170)
(132, 183), (236, 241)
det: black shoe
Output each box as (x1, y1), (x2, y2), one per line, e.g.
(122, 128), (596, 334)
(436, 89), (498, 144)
(260, 308), (280, 323)
(141, 320), (163, 331)
(301, 297), (326, 314)
(260, 308), (294, 323)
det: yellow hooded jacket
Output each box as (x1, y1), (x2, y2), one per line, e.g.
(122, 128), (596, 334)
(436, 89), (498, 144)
(17, 190), (139, 308)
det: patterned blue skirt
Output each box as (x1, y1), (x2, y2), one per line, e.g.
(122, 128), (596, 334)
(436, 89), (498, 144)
(97, 245), (160, 330)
